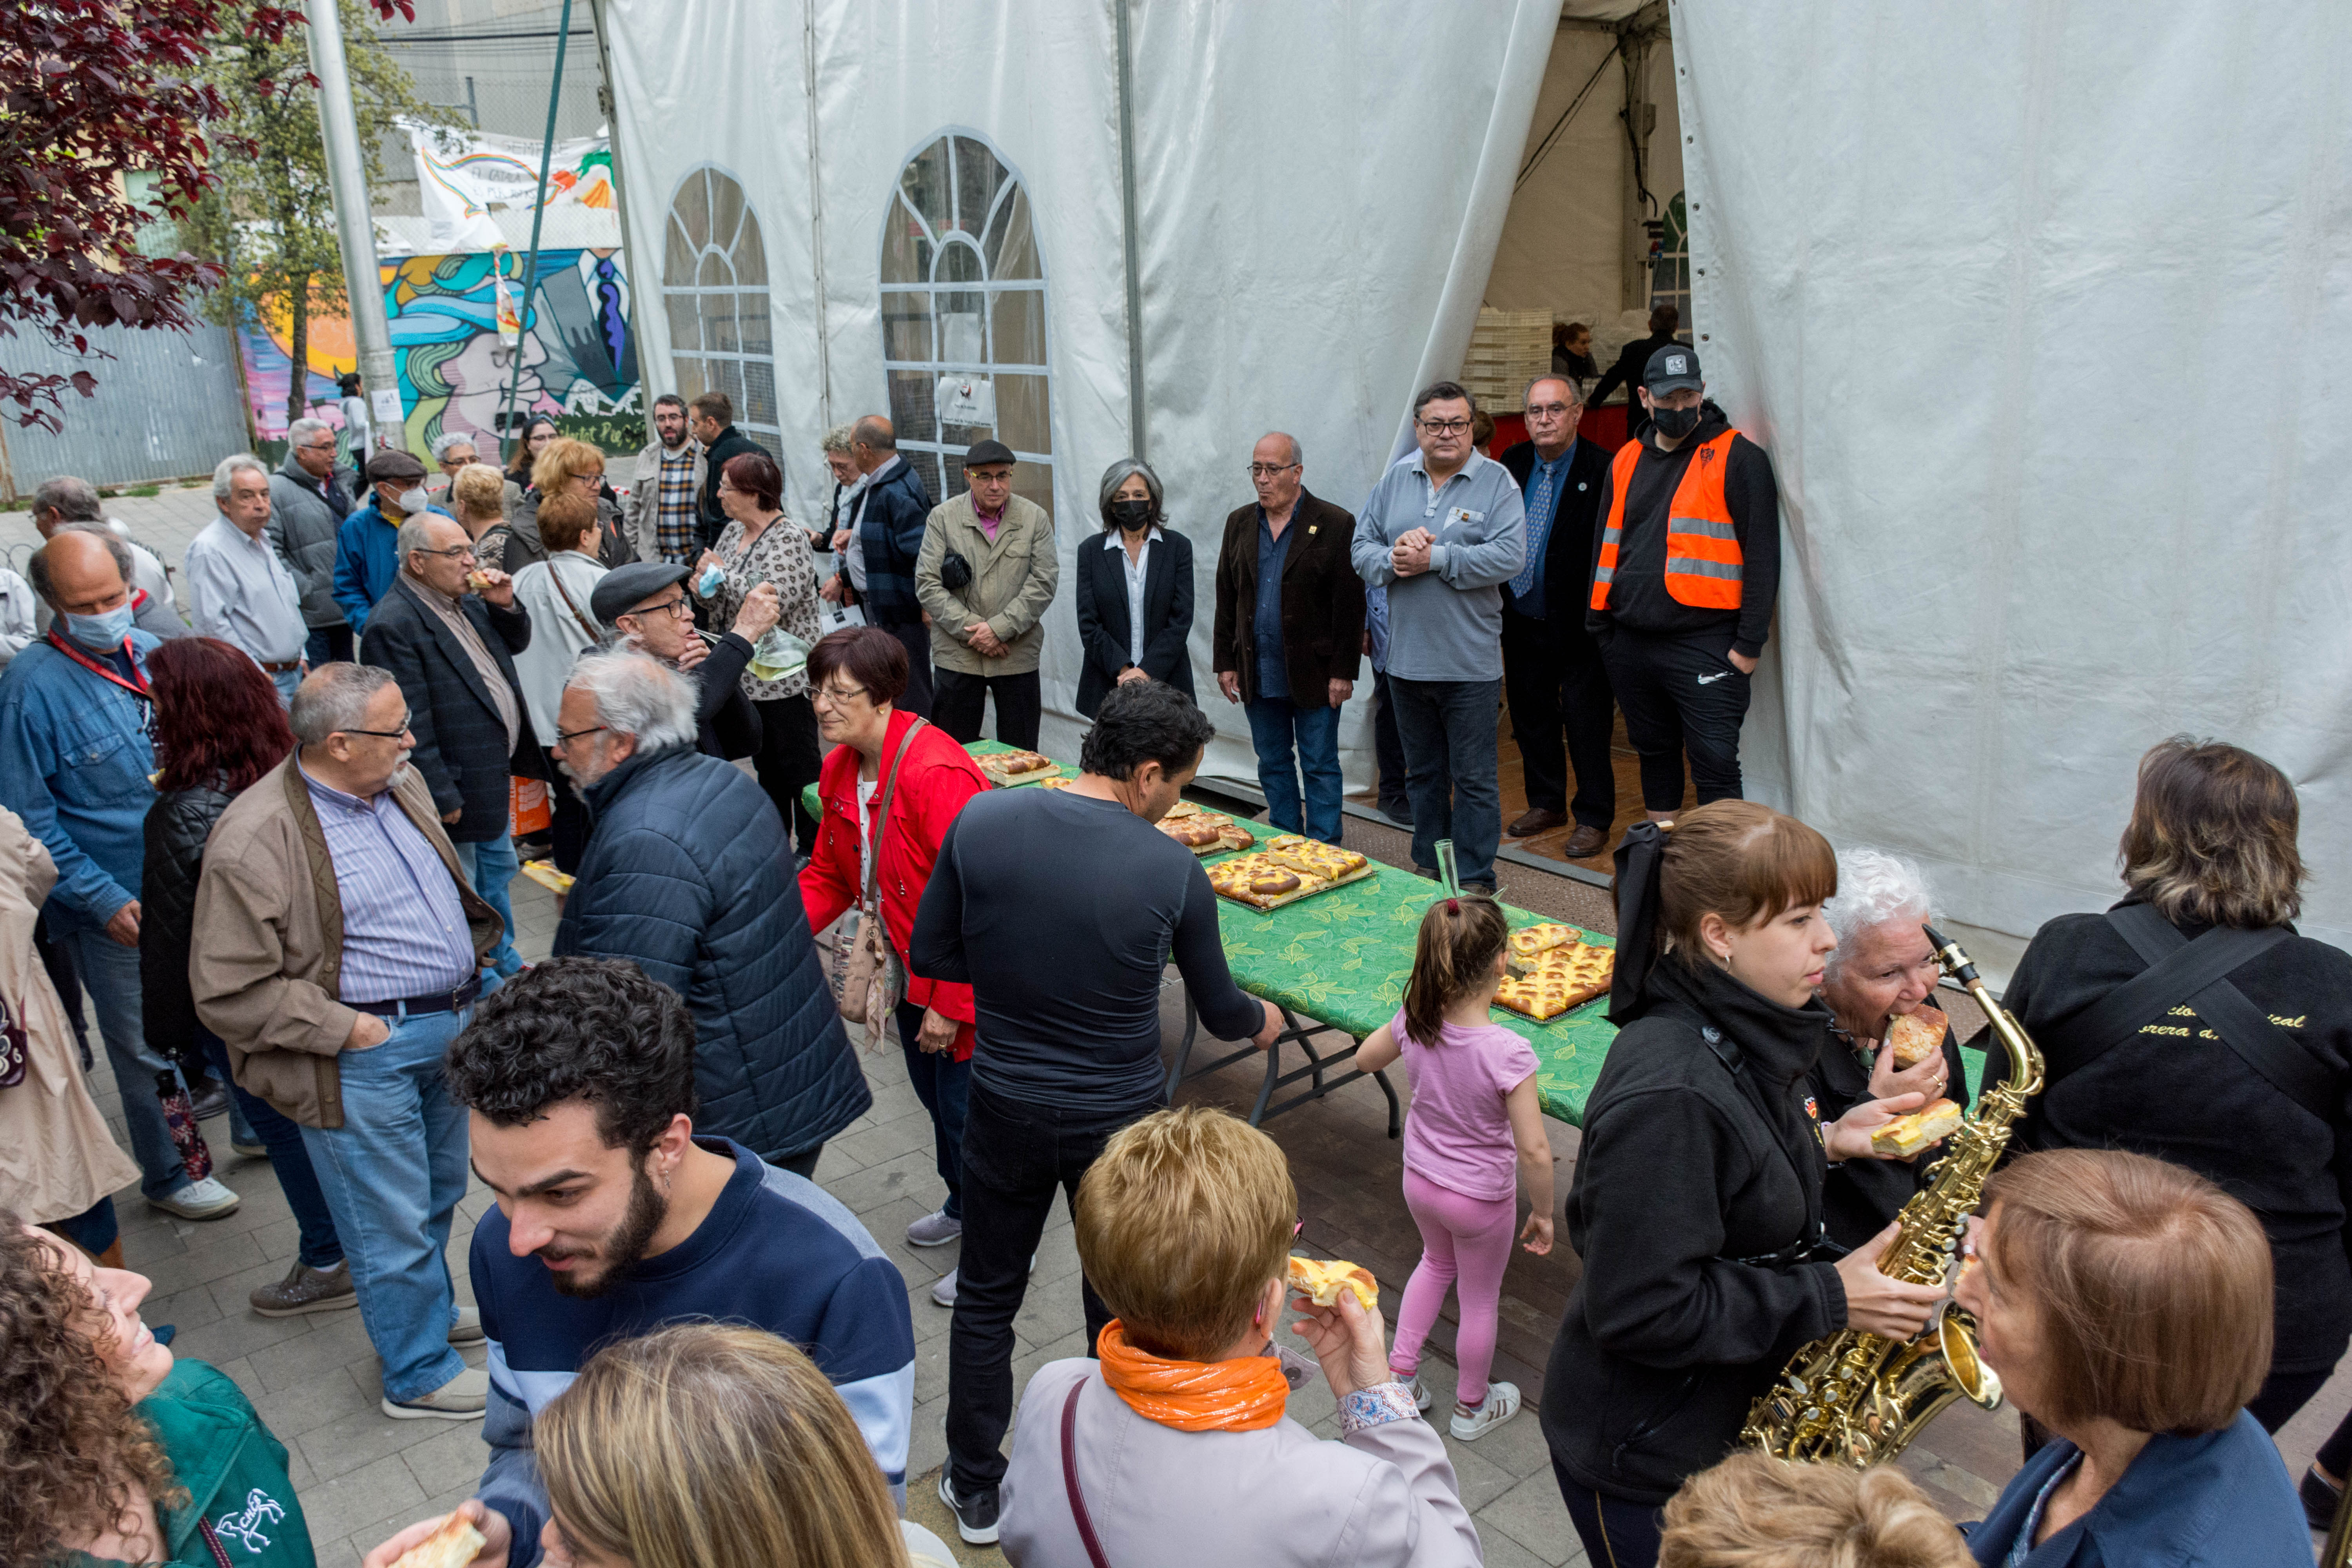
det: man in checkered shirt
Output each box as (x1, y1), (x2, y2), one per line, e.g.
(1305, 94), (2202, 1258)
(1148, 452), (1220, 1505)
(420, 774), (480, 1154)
(623, 394), (707, 565)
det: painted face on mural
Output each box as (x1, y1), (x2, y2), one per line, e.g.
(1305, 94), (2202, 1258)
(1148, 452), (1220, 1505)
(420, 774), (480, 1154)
(435, 330), (550, 448)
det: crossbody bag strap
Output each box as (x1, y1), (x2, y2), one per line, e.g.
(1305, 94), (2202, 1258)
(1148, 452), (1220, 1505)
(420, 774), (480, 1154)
(1060, 1378), (1114, 1568)
(861, 717), (929, 909)
(544, 560), (603, 642)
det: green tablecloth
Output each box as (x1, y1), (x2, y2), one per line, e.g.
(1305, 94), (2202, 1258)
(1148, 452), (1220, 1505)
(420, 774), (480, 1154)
(805, 740), (1618, 1125)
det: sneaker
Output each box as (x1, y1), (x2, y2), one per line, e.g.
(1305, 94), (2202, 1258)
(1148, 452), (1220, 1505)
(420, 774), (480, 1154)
(2302, 1465), (2343, 1532)
(906, 1209), (963, 1247)
(937, 1471), (1001, 1545)
(230, 1137), (269, 1158)
(1449, 1380), (1522, 1442)
(448, 1305), (485, 1345)
(1405, 1375), (1433, 1413)
(190, 1082), (231, 1122)
(249, 1261), (356, 1318)
(383, 1367), (489, 1421)
(150, 1176), (240, 1221)
(930, 1268), (958, 1308)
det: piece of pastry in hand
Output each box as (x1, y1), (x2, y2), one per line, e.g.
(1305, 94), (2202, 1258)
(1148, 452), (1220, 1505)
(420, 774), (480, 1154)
(1287, 1254), (1379, 1311)
(463, 570), (492, 593)
(387, 1513), (486, 1568)
(1885, 1004), (1949, 1068)
(1870, 1096), (1964, 1158)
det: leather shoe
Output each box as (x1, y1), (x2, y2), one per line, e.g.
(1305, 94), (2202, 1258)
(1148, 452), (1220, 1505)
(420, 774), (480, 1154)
(1563, 824), (1608, 858)
(1508, 807), (1568, 837)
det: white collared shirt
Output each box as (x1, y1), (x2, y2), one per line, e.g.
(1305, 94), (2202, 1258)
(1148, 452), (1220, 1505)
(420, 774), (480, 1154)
(846, 456), (903, 592)
(1105, 526), (1162, 666)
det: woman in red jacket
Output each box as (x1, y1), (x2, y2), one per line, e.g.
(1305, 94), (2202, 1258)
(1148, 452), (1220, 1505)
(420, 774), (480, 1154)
(800, 626), (991, 1307)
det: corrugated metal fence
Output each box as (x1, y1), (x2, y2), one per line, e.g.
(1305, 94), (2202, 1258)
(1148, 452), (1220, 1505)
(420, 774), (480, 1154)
(0, 320), (249, 500)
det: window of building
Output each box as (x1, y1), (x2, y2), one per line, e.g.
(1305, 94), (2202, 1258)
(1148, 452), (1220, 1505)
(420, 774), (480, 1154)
(879, 131), (1052, 519)
(662, 166), (779, 460)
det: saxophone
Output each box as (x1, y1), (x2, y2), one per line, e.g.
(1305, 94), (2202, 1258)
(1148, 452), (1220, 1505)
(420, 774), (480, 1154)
(1740, 926), (2045, 1466)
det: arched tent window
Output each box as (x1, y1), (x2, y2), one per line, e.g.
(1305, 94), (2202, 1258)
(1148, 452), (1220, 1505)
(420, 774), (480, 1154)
(663, 167), (779, 459)
(880, 132), (1051, 518)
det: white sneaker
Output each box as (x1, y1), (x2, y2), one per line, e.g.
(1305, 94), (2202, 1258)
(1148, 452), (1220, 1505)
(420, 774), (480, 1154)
(906, 1209), (963, 1247)
(931, 1268), (958, 1308)
(1449, 1380), (1522, 1442)
(1406, 1376), (1433, 1413)
(382, 1366), (489, 1420)
(150, 1176), (240, 1221)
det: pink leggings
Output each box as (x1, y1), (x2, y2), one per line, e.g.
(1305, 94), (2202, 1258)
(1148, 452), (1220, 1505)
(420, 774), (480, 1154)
(1388, 1169), (1517, 1407)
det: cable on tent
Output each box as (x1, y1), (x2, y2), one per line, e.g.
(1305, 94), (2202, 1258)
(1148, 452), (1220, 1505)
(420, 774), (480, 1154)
(1514, 41), (1622, 192)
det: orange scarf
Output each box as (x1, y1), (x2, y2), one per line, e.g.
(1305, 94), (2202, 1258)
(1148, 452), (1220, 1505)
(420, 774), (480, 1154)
(1095, 1319), (1290, 1432)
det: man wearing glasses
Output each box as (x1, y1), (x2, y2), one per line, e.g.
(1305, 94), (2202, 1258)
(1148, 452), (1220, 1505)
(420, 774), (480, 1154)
(589, 560), (776, 761)
(426, 432), (480, 503)
(193, 662), (506, 1419)
(1210, 432), (1364, 846)
(358, 515), (543, 979)
(269, 417), (360, 665)
(1348, 381), (1527, 895)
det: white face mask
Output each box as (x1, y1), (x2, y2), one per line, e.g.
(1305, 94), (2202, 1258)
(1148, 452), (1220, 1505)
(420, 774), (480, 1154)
(397, 486), (430, 515)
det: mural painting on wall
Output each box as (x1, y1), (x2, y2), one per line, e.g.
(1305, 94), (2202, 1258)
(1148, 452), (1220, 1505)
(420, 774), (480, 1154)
(237, 247), (641, 455)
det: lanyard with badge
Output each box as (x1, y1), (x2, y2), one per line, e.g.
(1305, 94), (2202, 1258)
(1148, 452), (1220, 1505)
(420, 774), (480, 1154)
(44, 629), (154, 734)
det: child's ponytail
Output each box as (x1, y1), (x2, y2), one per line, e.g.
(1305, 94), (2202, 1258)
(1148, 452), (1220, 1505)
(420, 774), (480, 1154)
(1401, 894), (1509, 1047)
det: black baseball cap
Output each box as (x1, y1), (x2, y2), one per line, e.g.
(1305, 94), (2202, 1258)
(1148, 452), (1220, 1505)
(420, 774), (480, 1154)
(590, 561), (691, 625)
(1643, 344), (1702, 395)
(964, 438), (1016, 469)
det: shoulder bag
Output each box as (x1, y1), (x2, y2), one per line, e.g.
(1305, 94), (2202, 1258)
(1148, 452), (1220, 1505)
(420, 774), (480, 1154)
(1060, 1378), (1114, 1568)
(544, 559), (603, 643)
(837, 717), (928, 1047)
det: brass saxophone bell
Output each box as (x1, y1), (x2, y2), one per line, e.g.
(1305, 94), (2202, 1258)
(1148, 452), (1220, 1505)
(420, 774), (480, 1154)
(1937, 1307), (2003, 1410)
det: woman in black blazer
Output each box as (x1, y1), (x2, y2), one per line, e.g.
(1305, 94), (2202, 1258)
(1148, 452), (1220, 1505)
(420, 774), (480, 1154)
(1075, 457), (1194, 717)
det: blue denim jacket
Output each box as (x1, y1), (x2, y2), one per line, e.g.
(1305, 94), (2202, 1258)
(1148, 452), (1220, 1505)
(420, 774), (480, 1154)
(1967, 1411), (2310, 1567)
(0, 632), (161, 931)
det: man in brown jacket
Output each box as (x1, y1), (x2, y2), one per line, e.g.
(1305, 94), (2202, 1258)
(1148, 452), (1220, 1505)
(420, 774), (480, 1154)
(193, 662), (503, 1423)
(1211, 432), (1365, 845)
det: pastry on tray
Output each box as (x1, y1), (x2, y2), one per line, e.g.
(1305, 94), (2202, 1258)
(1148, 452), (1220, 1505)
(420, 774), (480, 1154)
(1886, 1004), (1949, 1068)
(1261, 834), (1370, 882)
(1161, 799), (1201, 818)
(976, 748), (1055, 782)
(1494, 941), (1615, 1020)
(1287, 1254), (1379, 1311)
(1160, 814), (1237, 852)
(1207, 852), (1330, 909)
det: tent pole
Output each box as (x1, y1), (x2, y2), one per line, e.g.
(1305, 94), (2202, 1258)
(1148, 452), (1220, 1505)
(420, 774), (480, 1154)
(1113, 0), (1147, 460)
(498, 0), (575, 468)
(804, 0), (833, 430)
(585, 0), (651, 409)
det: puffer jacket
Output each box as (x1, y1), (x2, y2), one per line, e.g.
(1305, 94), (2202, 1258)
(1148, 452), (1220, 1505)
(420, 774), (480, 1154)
(556, 743), (867, 1161)
(266, 454), (352, 630)
(140, 782), (238, 1073)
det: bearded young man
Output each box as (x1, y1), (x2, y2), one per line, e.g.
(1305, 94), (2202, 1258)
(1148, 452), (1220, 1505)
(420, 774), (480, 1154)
(404, 957), (915, 1568)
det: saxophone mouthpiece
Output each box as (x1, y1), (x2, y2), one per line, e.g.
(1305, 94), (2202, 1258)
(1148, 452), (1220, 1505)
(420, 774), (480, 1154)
(1922, 924), (1982, 988)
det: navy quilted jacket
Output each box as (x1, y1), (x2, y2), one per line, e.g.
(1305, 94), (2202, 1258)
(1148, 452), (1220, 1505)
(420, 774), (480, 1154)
(555, 744), (867, 1162)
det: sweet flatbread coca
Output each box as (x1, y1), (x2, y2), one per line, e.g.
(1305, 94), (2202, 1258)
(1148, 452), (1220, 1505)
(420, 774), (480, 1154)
(1038, 777), (1075, 791)
(1871, 1096), (1963, 1157)
(1262, 834), (1370, 882)
(1207, 852), (1329, 909)
(1494, 941), (1614, 1020)
(1160, 814), (1237, 852)
(387, 1514), (486, 1568)
(1287, 1254), (1378, 1311)
(1886, 1005), (1949, 1069)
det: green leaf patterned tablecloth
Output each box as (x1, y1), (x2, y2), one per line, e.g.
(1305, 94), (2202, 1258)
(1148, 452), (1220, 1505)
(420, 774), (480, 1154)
(808, 740), (1619, 1126)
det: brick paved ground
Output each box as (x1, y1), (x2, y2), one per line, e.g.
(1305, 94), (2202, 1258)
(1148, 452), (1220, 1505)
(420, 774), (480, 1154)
(19, 488), (2348, 1565)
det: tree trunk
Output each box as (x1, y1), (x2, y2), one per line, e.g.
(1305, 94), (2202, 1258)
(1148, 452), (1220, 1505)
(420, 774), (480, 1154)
(284, 277), (310, 428)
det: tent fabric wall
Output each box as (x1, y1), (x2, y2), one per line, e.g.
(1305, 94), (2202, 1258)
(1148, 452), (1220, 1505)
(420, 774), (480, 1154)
(599, 0), (1557, 780)
(1675, 0), (2352, 949)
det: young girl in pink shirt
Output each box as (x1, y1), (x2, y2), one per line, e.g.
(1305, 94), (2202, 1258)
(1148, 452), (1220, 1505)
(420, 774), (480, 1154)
(1357, 895), (1556, 1441)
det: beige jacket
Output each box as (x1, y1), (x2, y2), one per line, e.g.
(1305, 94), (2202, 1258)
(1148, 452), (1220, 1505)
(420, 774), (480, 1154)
(622, 437), (707, 562)
(0, 806), (138, 1223)
(915, 490), (1060, 675)
(191, 756), (500, 1130)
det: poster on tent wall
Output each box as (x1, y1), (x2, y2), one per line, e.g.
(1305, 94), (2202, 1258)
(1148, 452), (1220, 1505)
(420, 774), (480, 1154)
(407, 120), (618, 254)
(237, 247), (641, 457)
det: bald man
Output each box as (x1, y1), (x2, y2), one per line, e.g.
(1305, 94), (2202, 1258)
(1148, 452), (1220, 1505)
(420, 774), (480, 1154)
(836, 414), (936, 716)
(0, 530), (240, 1220)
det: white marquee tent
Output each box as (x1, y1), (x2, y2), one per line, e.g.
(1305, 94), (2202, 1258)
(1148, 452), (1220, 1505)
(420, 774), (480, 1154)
(592, 0), (2352, 953)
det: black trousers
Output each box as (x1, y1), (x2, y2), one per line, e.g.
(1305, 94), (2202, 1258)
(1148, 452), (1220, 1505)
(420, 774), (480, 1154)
(1370, 669), (1417, 816)
(1557, 1463), (1666, 1568)
(550, 776), (591, 874)
(1501, 606), (1617, 829)
(946, 1083), (1147, 1495)
(933, 667), (1042, 751)
(874, 616), (934, 719)
(749, 693), (822, 854)
(1598, 626), (1751, 811)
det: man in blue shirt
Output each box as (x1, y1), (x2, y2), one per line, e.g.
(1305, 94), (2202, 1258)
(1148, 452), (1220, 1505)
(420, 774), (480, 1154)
(0, 529), (239, 1220)
(1498, 375), (1618, 858)
(332, 449), (453, 635)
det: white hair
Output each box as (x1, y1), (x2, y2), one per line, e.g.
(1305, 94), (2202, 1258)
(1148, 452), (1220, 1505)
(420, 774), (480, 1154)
(290, 663), (396, 746)
(1822, 848), (1936, 979)
(430, 430), (478, 461)
(395, 514), (450, 559)
(566, 650), (698, 751)
(213, 452), (271, 505)
(287, 417), (334, 449)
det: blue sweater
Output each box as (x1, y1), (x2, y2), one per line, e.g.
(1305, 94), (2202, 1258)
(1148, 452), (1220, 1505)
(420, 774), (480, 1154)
(0, 632), (161, 931)
(1348, 448), (1526, 683)
(472, 1138), (916, 1567)
(331, 501), (452, 633)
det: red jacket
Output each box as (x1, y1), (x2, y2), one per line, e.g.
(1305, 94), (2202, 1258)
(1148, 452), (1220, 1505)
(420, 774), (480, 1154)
(799, 709), (990, 1060)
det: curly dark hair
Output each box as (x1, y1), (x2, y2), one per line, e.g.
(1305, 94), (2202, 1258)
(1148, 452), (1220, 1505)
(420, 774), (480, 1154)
(150, 637), (295, 794)
(1078, 678), (1215, 783)
(445, 958), (698, 1156)
(0, 1215), (183, 1566)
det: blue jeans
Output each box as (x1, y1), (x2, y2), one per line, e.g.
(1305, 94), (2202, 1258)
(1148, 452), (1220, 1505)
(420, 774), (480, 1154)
(57, 925), (190, 1201)
(305, 624), (354, 669)
(895, 999), (969, 1221)
(201, 1029), (342, 1270)
(269, 667), (301, 706)
(451, 835), (523, 976)
(1387, 675), (1503, 888)
(1244, 696), (1345, 844)
(297, 1007), (469, 1403)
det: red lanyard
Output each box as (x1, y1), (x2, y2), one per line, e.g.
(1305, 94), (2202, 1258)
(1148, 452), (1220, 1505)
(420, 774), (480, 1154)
(44, 627), (151, 700)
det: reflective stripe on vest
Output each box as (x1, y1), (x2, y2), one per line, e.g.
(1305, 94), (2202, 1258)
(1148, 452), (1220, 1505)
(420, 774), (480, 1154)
(1589, 428), (1744, 613)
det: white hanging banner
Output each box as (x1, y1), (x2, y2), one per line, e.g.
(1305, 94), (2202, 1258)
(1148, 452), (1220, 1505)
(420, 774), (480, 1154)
(405, 120), (619, 254)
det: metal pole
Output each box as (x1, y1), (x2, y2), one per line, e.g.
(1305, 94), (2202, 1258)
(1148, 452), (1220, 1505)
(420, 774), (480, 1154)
(1112, 0), (1147, 460)
(802, 0), (833, 430)
(584, 0), (650, 413)
(496, 0), (575, 468)
(306, 1), (397, 452)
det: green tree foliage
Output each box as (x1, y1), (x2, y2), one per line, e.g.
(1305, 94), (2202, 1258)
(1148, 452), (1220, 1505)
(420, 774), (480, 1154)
(183, 0), (462, 424)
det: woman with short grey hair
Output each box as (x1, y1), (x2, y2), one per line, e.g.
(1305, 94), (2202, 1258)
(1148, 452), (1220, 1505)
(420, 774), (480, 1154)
(1074, 456), (1193, 717)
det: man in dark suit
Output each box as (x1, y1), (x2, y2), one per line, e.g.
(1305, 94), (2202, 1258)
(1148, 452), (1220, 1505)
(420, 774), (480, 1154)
(1210, 432), (1365, 845)
(689, 390), (767, 552)
(836, 415), (936, 717)
(1587, 304), (1690, 435)
(359, 513), (545, 976)
(1499, 376), (1617, 856)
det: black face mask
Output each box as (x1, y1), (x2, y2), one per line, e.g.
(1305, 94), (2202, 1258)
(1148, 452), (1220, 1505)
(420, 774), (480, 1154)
(1109, 499), (1153, 532)
(1650, 402), (1701, 439)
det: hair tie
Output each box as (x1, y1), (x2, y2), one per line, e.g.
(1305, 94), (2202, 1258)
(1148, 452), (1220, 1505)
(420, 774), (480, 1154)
(1445, 898), (1460, 915)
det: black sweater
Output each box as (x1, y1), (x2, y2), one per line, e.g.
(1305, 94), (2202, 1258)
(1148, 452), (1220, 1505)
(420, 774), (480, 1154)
(908, 789), (1263, 1114)
(1584, 402), (1780, 657)
(1543, 960), (1847, 1504)
(2000, 897), (2352, 1373)
(139, 783), (235, 1075)
(1809, 1020), (1971, 1253)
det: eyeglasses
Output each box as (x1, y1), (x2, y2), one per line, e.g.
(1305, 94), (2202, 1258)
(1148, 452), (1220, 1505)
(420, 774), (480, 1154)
(626, 595), (693, 622)
(415, 544), (477, 562)
(301, 439), (338, 453)
(1248, 463), (1299, 478)
(341, 714), (414, 740)
(811, 683), (869, 708)
(439, 454), (474, 468)
(1525, 402), (1577, 419)
(553, 723), (608, 746)
(1416, 417), (1473, 435)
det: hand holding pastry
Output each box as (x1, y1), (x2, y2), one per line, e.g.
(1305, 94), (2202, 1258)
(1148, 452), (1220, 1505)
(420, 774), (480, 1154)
(473, 567), (515, 606)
